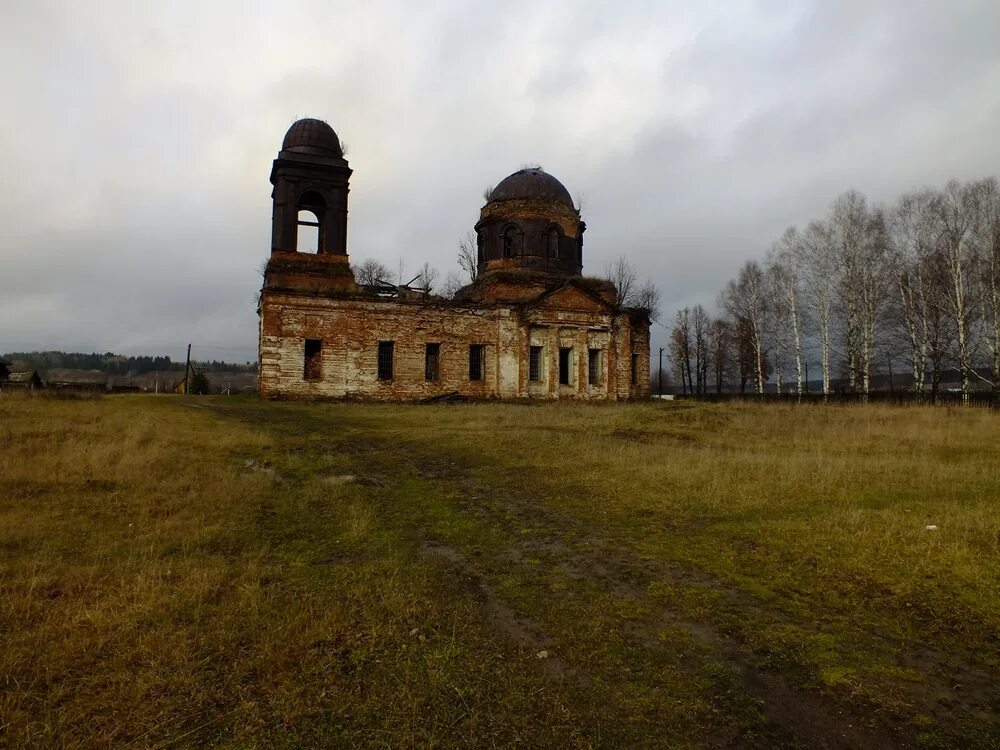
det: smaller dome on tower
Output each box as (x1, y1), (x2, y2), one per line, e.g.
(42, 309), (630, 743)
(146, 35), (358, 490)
(281, 118), (343, 157)
(489, 168), (574, 207)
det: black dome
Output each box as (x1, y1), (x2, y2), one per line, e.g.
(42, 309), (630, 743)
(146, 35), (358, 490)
(281, 118), (342, 156)
(489, 168), (573, 207)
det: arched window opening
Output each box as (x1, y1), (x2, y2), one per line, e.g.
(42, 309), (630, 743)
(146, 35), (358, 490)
(296, 191), (326, 253)
(476, 231), (485, 264)
(548, 228), (560, 258)
(502, 227), (517, 258)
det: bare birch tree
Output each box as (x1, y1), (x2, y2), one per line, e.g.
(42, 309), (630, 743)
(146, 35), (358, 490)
(923, 248), (955, 398)
(799, 220), (838, 395)
(766, 264), (788, 394)
(831, 192), (890, 395)
(831, 191), (867, 392)
(972, 178), (1000, 390)
(889, 190), (941, 393)
(766, 227), (805, 396)
(934, 180), (981, 398)
(859, 208), (892, 395)
(708, 318), (734, 394)
(723, 261), (768, 394)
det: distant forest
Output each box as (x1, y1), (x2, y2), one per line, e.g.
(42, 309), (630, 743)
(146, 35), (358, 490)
(2, 351), (257, 375)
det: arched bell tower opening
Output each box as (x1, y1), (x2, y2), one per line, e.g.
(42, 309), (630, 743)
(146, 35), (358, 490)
(295, 191), (325, 253)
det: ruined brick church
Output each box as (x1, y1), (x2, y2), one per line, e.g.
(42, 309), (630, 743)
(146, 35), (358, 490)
(258, 118), (650, 400)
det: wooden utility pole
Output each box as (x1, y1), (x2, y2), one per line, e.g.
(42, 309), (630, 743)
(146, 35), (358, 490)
(658, 347), (664, 397)
(183, 343), (192, 395)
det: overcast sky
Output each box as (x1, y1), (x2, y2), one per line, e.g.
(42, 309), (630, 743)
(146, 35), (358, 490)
(2, 1), (998, 362)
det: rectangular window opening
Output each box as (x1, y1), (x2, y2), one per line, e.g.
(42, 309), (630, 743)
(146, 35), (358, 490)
(377, 341), (394, 381)
(558, 347), (572, 386)
(425, 343), (440, 381)
(469, 344), (485, 381)
(529, 346), (543, 382)
(588, 348), (602, 386)
(304, 339), (322, 381)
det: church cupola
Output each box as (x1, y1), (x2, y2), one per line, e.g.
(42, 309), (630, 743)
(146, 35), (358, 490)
(474, 167), (585, 277)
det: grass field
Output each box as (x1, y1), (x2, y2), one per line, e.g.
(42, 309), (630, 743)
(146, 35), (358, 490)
(1, 394), (998, 748)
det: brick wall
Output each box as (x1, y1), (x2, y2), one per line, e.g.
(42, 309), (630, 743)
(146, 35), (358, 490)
(259, 292), (649, 400)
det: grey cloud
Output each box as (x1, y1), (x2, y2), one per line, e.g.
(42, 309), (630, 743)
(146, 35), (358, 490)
(1, 0), (998, 361)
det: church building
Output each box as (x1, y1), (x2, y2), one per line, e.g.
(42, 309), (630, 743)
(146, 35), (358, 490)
(258, 118), (650, 400)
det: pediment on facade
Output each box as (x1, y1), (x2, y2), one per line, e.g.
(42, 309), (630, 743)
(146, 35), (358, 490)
(533, 283), (613, 313)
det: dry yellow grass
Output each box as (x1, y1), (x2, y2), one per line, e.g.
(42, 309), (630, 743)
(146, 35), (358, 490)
(2, 393), (998, 748)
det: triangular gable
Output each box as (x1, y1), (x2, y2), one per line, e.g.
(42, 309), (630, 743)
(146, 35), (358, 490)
(534, 282), (612, 313)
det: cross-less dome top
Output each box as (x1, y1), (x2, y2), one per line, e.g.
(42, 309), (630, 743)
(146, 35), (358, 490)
(475, 166), (584, 278)
(489, 167), (573, 207)
(281, 118), (343, 157)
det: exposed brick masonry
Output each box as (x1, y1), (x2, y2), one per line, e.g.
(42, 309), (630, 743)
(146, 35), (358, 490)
(258, 119), (650, 401)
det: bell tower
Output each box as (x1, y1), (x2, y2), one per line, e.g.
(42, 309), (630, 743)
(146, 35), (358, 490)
(263, 118), (356, 294)
(270, 118), (351, 255)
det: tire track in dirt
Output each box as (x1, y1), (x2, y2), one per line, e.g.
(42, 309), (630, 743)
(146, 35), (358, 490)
(399, 450), (1000, 750)
(399, 451), (906, 750)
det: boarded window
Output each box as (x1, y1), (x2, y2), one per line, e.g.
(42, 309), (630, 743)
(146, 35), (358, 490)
(529, 346), (543, 382)
(378, 341), (394, 380)
(558, 347), (572, 386)
(304, 339), (322, 381)
(588, 348), (602, 386)
(631, 353), (639, 385)
(469, 345), (485, 381)
(425, 343), (440, 381)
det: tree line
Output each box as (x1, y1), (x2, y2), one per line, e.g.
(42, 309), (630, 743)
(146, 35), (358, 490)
(1, 351), (257, 376)
(669, 177), (1000, 397)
